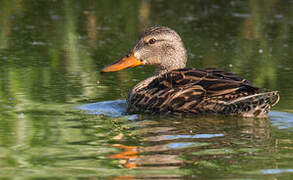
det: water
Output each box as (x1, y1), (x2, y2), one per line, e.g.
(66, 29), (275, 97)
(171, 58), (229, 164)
(0, 0), (292, 179)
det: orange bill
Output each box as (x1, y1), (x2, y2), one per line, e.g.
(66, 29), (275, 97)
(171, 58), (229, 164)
(101, 53), (142, 72)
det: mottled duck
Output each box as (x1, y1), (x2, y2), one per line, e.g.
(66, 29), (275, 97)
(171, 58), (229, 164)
(101, 26), (279, 117)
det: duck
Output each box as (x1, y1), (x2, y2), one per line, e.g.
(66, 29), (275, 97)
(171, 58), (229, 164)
(101, 26), (279, 117)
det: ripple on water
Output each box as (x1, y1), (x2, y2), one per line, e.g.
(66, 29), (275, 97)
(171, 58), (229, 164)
(167, 142), (211, 149)
(77, 100), (293, 132)
(163, 134), (224, 140)
(269, 111), (293, 130)
(76, 100), (126, 116)
(261, 169), (293, 174)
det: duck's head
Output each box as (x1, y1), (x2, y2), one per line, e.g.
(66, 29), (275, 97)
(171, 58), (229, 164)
(101, 26), (187, 74)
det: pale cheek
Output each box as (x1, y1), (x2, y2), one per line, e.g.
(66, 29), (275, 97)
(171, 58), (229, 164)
(133, 51), (140, 59)
(147, 57), (159, 65)
(134, 49), (151, 64)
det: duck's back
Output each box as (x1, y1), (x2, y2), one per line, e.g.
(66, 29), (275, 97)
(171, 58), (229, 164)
(126, 68), (279, 117)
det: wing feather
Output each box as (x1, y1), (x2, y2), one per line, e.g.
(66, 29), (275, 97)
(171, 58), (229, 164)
(127, 68), (259, 114)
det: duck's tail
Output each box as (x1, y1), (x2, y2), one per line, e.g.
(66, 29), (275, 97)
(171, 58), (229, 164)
(223, 91), (280, 118)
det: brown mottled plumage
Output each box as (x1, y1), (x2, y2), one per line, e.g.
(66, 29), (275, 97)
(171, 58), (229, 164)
(101, 26), (279, 117)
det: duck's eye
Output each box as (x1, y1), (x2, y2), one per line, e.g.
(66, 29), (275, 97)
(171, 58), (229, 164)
(148, 38), (156, 44)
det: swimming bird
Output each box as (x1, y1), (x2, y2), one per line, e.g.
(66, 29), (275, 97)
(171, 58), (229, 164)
(101, 26), (279, 117)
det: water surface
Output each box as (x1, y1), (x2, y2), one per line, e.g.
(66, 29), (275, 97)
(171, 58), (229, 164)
(0, 0), (293, 179)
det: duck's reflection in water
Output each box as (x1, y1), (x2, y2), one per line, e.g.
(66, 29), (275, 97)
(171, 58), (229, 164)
(108, 115), (273, 179)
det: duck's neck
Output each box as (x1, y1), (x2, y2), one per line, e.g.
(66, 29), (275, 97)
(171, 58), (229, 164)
(155, 45), (188, 75)
(155, 63), (186, 75)
(155, 67), (169, 75)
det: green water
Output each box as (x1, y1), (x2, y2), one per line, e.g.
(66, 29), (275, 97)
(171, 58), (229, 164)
(0, 0), (293, 179)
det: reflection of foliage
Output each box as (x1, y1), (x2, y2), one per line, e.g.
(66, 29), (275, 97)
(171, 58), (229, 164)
(0, 0), (292, 178)
(0, 2), (291, 118)
(231, 0), (292, 110)
(0, 0), (142, 106)
(0, 0), (291, 152)
(0, 0), (291, 106)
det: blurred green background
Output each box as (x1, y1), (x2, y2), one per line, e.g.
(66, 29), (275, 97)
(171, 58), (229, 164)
(0, 0), (292, 179)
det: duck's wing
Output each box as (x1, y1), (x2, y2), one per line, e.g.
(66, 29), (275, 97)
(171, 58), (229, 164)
(149, 68), (258, 96)
(127, 68), (259, 114)
(128, 68), (279, 116)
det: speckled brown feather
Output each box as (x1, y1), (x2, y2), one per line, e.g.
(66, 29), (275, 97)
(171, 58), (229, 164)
(127, 68), (279, 117)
